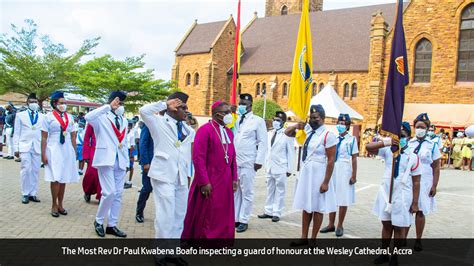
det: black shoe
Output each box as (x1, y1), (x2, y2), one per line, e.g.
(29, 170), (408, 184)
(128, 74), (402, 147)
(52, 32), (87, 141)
(15, 158), (21, 162)
(257, 214), (273, 219)
(235, 222), (241, 228)
(335, 227), (344, 237)
(374, 254), (390, 264)
(389, 255), (398, 266)
(22, 195), (29, 204)
(58, 209), (68, 215)
(414, 240), (423, 252)
(124, 182), (132, 189)
(320, 226), (336, 233)
(136, 214), (144, 223)
(290, 239), (309, 247)
(29, 196), (40, 203)
(94, 221), (105, 237)
(51, 211), (59, 218)
(84, 194), (91, 203)
(106, 226), (127, 238)
(236, 223), (248, 233)
(272, 216), (280, 222)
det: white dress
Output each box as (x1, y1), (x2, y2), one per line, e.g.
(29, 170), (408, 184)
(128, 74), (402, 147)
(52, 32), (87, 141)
(331, 134), (358, 207)
(293, 125), (338, 213)
(408, 138), (441, 216)
(373, 146), (421, 226)
(41, 112), (79, 183)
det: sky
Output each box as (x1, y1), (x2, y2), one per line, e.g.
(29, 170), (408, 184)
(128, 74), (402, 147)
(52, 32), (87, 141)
(0, 0), (397, 80)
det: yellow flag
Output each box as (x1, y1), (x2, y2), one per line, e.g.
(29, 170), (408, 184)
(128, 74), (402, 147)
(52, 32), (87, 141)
(288, 0), (313, 145)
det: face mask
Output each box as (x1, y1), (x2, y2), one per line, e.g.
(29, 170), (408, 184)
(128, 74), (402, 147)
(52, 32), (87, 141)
(427, 131), (435, 137)
(272, 121), (282, 130)
(58, 104), (67, 112)
(115, 106), (125, 116)
(237, 105), (247, 115)
(400, 137), (408, 149)
(309, 121), (321, 130)
(223, 114), (233, 125)
(415, 128), (427, 138)
(78, 127), (85, 132)
(336, 124), (347, 134)
(28, 103), (39, 112)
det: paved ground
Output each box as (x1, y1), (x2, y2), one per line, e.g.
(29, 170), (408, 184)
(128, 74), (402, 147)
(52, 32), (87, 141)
(0, 157), (472, 239)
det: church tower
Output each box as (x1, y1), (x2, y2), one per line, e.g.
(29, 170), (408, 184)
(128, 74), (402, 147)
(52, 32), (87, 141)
(265, 0), (323, 17)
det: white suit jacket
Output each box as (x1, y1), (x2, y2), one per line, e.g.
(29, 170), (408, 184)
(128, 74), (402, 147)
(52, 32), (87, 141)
(266, 128), (295, 175)
(139, 102), (195, 185)
(85, 104), (129, 170)
(234, 112), (268, 168)
(13, 109), (44, 154)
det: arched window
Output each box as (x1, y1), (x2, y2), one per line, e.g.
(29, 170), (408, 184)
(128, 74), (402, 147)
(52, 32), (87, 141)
(282, 82), (288, 97)
(311, 83), (317, 96)
(256, 83), (261, 96)
(238, 83), (242, 95)
(319, 82), (324, 93)
(185, 73), (191, 86)
(262, 83), (267, 95)
(351, 83), (358, 98)
(281, 5), (288, 15)
(414, 39), (432, 83)
(458, 3), (474, 81)
(343, 83), (350, 99)
(194, 73), (200, 85)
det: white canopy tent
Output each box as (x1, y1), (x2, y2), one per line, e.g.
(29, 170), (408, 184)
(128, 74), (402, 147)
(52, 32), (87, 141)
(309, 84), (364, 120)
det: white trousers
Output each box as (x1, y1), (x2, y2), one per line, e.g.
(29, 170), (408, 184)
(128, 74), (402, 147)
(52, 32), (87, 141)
(5, 128), (14, 157)
(151, 178), (188, 238)
(264, 173), (287, 217)
(20, 150), (41, 196)
(95, 159), (126, 227)
(234, 166), (257, 224)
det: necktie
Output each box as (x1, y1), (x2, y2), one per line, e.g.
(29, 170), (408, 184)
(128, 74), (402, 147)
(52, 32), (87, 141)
(302, 130), (316, 162)
(335, 136), (344, 161)
(413, 139), (425, 154)
(115, 115), (121, 129)
(271, 130), (278, 146)
(239, 114), (246, 126)
(177, 121), (184, 141)
(59, 113), (65, 144)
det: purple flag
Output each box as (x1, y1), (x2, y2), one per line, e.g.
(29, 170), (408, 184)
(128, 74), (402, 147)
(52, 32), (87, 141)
(381, 0), (409, 153)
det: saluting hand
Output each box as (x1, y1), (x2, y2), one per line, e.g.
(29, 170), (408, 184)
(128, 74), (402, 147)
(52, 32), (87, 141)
(201, 184), (212, 198)
(296, 122), (306, 130)
(110, 97), (121, 110)
(166, 98), (183, 112)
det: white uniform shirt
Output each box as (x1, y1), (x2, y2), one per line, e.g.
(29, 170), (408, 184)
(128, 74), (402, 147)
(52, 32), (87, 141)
(302, 124), (338, 162)
(408, 138), (441, 178)
(234, 112), (268, 167)
(335, 133), (359, 161)
(266, 127), (295, 175)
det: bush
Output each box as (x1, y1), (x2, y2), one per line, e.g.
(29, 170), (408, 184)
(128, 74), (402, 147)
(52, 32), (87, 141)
(252, 99), (283, 120)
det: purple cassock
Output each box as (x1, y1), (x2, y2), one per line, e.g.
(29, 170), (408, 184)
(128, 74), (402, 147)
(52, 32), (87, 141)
(182, 119), (237, 239)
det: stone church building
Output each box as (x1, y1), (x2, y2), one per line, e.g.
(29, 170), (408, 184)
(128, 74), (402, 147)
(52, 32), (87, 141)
(172, 0), (474, 129)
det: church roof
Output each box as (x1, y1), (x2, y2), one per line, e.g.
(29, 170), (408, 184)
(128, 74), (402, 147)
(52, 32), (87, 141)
(176, 20), (228, 56)
(240, 3), (407, 74)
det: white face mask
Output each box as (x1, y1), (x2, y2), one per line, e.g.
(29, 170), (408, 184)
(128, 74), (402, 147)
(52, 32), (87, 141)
(58, 104), (67, 112)
(115, 106), (125, 116)
(272, 120), (282, 130)
(28, 103), (39, 112)
(223, 114), (233, 125)
(415, 128), (427, 138)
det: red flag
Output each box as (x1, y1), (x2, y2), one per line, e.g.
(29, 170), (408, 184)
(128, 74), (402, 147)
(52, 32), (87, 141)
(230, 0), (241, 105)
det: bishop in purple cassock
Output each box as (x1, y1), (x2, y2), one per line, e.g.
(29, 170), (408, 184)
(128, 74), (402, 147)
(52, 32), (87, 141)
(182, 101), (238, 239)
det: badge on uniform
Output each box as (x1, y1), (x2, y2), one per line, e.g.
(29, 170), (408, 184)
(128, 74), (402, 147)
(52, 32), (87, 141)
(63, 132), (67, 137)
(175, 140), (182, 148)
(118, 143), (123, 149)
(31, 126), (36, 130)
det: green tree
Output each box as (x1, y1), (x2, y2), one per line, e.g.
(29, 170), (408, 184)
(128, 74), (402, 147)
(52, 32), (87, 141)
(0, 19), (99, 107)
(253, 99), (283, 120)
(71, 54), (174, 113)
